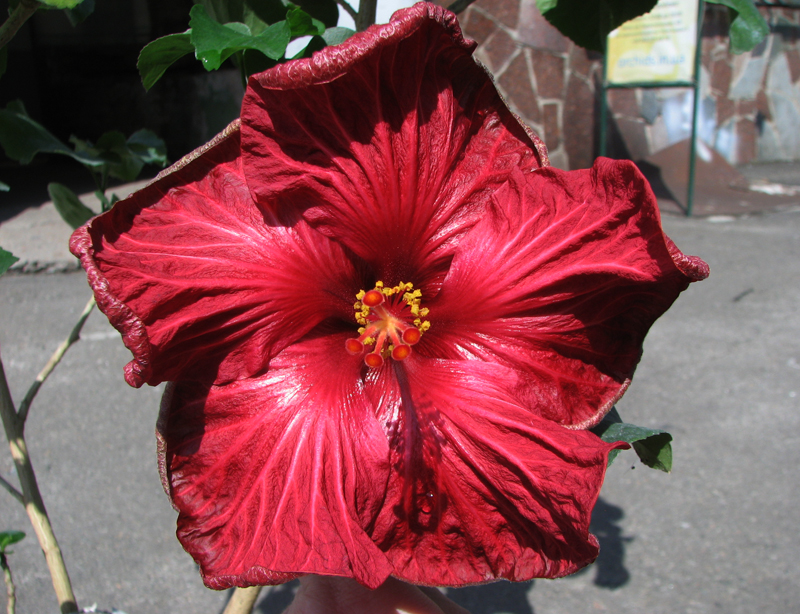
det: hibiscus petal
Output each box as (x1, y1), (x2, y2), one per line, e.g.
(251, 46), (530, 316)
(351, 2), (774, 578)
(157, 333), (394, 589)
(424, 158), (709, 428)
(70, 124), (362, 387)
(369, 357), (623, 585)
(240, 3), (546, 287)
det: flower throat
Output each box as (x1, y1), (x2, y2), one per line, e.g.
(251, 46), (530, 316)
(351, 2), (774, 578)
(345, 281), (430, 368)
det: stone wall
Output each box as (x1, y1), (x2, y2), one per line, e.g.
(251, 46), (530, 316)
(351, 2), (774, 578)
(459, 0), (800, 169)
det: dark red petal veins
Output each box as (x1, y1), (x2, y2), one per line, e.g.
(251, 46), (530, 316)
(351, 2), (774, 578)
(157, 334), (394, 590)
(369, 358), (623, 586)
(425, 158), (709, 428)
(240, 3), (543, 287)
(70, 124), (361, 387)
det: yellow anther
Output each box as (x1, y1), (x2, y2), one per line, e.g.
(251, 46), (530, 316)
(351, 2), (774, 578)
(419, 308), (429, 317)
(356, 290), (366, 300)
(375, 281), (384, 288)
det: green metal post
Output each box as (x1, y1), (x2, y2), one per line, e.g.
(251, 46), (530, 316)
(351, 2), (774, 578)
(599, 54), (609, 158)
(686, 0), (705, 217)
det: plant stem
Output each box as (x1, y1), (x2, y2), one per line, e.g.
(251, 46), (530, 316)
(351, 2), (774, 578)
(18, 296), (95, 424)
(1, 552), (16, 614)
(223, 587), (263, 614)
(0, 0), (42, 50)
(447, 0), (479, 14)
(335, 0), (357, 21)
(0, 360), (78, 613)
(354, 0), (377, 31)
(0, 475), (23, 505)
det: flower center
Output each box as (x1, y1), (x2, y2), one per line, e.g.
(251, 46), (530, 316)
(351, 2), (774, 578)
(345, 281), (430, 368)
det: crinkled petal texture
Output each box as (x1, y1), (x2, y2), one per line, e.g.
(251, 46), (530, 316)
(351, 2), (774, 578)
(70, 126), (361, 388)
(421, 159), (709, 429)
(241, 2), (546, 287)
(70, 2), (708, 594)
(158, 334), (624, 588)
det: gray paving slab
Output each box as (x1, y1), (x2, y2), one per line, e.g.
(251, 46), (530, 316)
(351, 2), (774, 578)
(0, 193), (798, 613)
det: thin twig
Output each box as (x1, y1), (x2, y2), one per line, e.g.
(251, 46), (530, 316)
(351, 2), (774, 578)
(223, 587), (263, 614)
(0, 0), (41, 49)
(1, 552), (16, 614)
(0, 475), (23, 505)
(0, 358), (78, 613)
(447, 0), (478, 15)
(17, 296), (96, 425)
(335, 0), (357, 20)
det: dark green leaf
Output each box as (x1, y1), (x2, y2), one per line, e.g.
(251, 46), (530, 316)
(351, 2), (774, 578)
(0, 102), (104, 167)
(40, 0), (85, 8)
(0, 247), (19, 276)
(137, 32), (194, 91)
(126, 129), (168, 167)
(321, 26), (354, 47)
(292, 0), (339, 28)
(244, 0), (292, 33)
(95, 130), (144, 182)
(0, 47), (7, 81)
(292, 34), (327, 59)
(190, 4), (290, 70)
(65, 0), (95, 26)
(0, 531), (25, 553)
(537, 0), (658, 52)
(286, 5), (325, 37)
(242, 48), (278, 76)
(48, 182), (96, 229)
(707, 0), (768, 54)
(591, 406), (673, 472)
(633, 433), (673, 473)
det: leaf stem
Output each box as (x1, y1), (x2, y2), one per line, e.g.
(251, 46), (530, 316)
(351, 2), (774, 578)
(0, 0), (41, 50)
(17, 296), (95, 425)
(0, 361), (78, 613)
(354, 0), (377, 31)
(223, 587), (263, 614)
(335, 0), (357, 21)
(0, 475), (23, 505)
(447, 0), (478, 14)
(1, 551), (16, 614)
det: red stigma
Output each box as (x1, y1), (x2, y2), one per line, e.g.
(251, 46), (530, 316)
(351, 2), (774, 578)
(344, 281), (430, 368)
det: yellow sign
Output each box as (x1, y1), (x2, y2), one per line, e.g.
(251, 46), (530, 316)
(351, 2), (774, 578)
(606, 0), (699, 85)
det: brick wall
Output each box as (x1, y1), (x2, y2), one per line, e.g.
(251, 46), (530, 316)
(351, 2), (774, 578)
(459, 0), (800, 169)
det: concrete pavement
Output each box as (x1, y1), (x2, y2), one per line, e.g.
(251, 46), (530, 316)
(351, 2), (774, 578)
(0, 169), (798, 613)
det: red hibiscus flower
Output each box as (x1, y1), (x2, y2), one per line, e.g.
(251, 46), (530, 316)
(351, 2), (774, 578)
(70, 3), (707, 592)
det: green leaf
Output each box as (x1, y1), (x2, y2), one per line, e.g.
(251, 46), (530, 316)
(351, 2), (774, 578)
(633, 433), (673, 473)
(286, 5), (325, 37)
(47, 183), (96, 229)
(0, 47), (7, 81)
(126, 129), (168, 167)
(707, 0), (769, 54)
(0, 101), (104, 167)
(65, 0), (95, 26)
(321, 26), (354, 47)
(291, 34), (327, 60)
(190, 4), (290, 70)
(96, 130), (144, 182)
(0, 181), (9, 192)
(40, 0), (85, 8)
(591, 407), (673, 472)
(292, 0), (339, 28)
(0, 247), (19, 276)
(137, 32), (194, 91)
(537, 0), (658, 52)
(0, 531), (25, 553)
